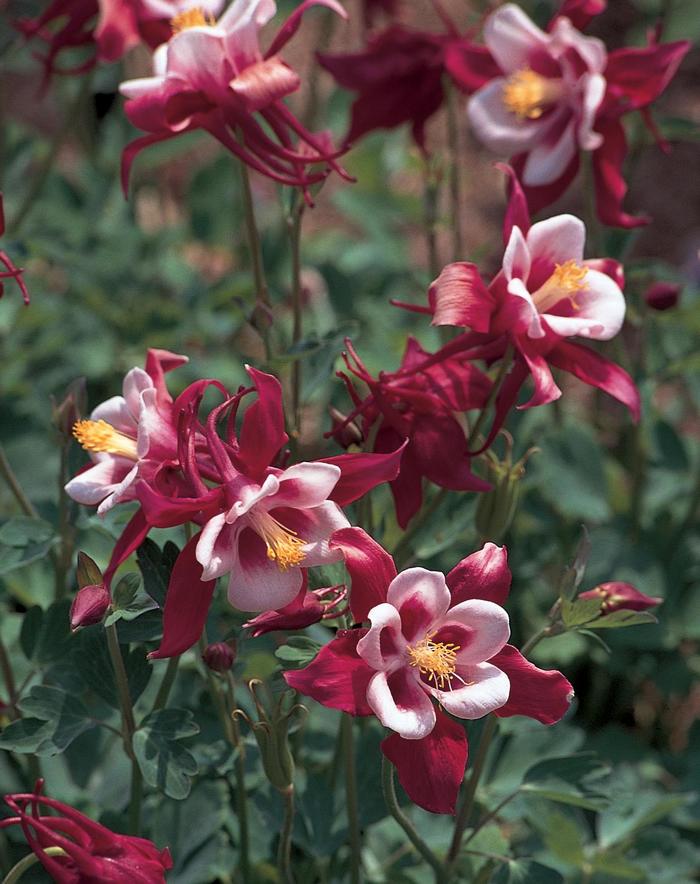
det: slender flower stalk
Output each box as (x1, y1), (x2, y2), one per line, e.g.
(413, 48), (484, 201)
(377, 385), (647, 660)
(445, 79), (463, 263)
(224, 673), (250, 883)
(152, 656), (180, 711)
(288, 192), (305, 441)
(2, 847), (68, 884)
(278, 785), (295, 884)
(105, 623), (142, 834)
(467, 343), (514, 450)
(423, 161), (440, 281)
(341, 715), (361, 884)
(239, 159), (271, 311)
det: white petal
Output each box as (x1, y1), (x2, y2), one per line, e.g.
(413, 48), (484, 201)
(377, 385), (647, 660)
(432, 662), (510, 720)
(506, 278), (544, 338)
(522, 118), (578, 186)
(484, 4), (551, 74)
(272, 462), (341, 509)
(357, 603), (408, 670)
(526, 214), (586, 266)
(366, 669), (436, 740)
(228, 532), (302, 611)
(433, 599), (510, 666)
(467, 79), (547, 155)
(503, 225), (531, 283)
(386, 568), (450, 644)
(578, 73), (606, 151)
(543, 267), (626, 340)
(197, 512), (236, 579)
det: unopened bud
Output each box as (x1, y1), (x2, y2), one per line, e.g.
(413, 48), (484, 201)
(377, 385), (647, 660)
(579, 582), (662, 615)
(644, 282), (681, 311)
(51, 378), (87, 441)
(70, 583), (111, 631)
(202, 641), (236, 673)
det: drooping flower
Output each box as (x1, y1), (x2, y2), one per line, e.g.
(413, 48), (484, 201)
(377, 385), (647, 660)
(421, 165), (639, 444)
(0, 781), (173, 883)
(286, 531), (573, 813)
(65, 348), (186, 515)
(120, 0), (351, 200)
(579, 581), (662, 614)
(0, 196), (30, 305)
(330, 336), (491, 527)
(453, 3), (689, 226)
(244, 580), (347, 636)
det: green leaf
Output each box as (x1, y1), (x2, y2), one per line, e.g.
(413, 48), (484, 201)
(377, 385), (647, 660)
(521, 753), (610, 810)
(581, 609), (658, 629)
(0, 517), (57, 575)
(76, 551), (103, 589)
(137, 538), (179, 608)
(0, 686), (95, 756)
(275, 636), (321, 667)
(492, 860), (564, 884)
(104, 572), (158, 626)
(18, 601), (73, 665)
(557, 526), (591, 601)
(561, 597), (603, 629)
(598, 783), (690, 848)
(133, 708), (200, 800)
(71, 626), (152, 708)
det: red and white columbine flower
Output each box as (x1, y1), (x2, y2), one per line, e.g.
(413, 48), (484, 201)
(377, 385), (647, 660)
(454, 2), (689, 226)
(286, 530), (573, 814)
(120, 0), (350, 198)
(65, 349), (186, 514)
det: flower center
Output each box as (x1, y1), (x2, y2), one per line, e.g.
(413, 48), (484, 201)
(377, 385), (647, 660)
(407, 633), (460, 690)
(247, 510), (306, 571)
(531, 259), (588, 314)
(171, 8), (216, 32)
(502, 69), (563, 120)
(73, 419), (139, 460)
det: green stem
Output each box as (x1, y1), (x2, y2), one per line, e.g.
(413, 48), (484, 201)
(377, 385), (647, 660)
(460, 788), (520, 851)
(238, 158), (270, 309)
(152, 655), (180, 711)
(341, 716), (361, 884)
(392, 486), (448, 569)
(225, 674), (250, 882)
(54, 442), (74, 601)
(278, 785), (295, 884)
(288, 193), (305, 442)
(445, 80), (464, 263)
(105, 623), (142, 833)
(445, 716), (498, 872)
(2, 847), (67, 884)
(468, 343), (514, 450)
(0, 445), (39, 518)
(423, 162), (440, 281)
(8, 77), (92, 236)
(381, 756), (443, 881)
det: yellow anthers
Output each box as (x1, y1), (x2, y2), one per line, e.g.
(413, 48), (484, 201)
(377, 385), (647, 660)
(72, 419), (138, 460)
(171, 7), (216, 32)
(407, 634), (460, 690)
(249, 511), (306, 572)
(502, 69), (561, 120)
(533, 259), (588, 313)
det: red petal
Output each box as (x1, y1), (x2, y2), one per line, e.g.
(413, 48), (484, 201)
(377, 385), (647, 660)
(103, 510), (149, 588)
(547, 340), (641, 421)
(496, 162), (531, 243)
(322, 442), (406, 507)
(605, 40), (690, 111)
(284, 629), (374, 715)
(444, 39), (501, 93)
(381, 709), (468, 814)
(149, 533), (216, 659)
(447, 543), (511, 606)
(592, 120), (649, 229)
(491, 644), (573, 724)
(231, 57), (300, 112)
(429, 262), (495, 331)
(549, 0), (605, 31)
(238, 366), (288, 478)
(330, 527), (396, 622)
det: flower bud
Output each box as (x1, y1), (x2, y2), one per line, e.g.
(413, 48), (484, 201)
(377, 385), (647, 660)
(202, 641), (236, 673)
(644, 281), (682, 311)
(476, 437), (537, 543)
(51, 378), (87, 441)
(70, 583), (111, 631)
(578, 581), (662, 615)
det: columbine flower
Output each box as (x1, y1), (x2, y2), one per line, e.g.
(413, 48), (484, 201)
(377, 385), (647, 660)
(579, 581), (662, 614)
(331, 336), (491, 527)
(0, 196), (30, 305)
(286, 531), (573, 813)
(455, 3), (689, 226)
(245, 581), (347, 636)
(120, 0), (350, 199)
(0, 781), (172, 883)
(423, 165), (639, 439)
(65, 348), (186, 514)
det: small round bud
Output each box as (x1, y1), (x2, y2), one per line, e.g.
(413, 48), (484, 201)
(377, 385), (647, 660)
(644, 282), (681, 311)
(70, 584), (111, 631)
(202, 641), (236, 673)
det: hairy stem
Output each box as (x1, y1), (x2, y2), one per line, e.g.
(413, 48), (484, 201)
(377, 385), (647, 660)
(341, 715), (361, 884)
(381, 756), (443, 881)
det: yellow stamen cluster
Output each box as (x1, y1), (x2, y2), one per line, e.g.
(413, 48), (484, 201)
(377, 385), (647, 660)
(502, 69), (561, 120)
(533, 259), (588, 313)
(407, 634), (460, 690)
(249, 511), (306, 571)
(171, 7), (216, 32)
(72, 419), (139, 460)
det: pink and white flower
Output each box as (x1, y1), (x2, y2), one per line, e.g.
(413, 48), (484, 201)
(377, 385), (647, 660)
(287, 531), (574, 814)
(65, 349), (185, 514)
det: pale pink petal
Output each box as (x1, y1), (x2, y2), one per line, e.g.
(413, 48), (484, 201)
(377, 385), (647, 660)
(122, 367), (154, 418)
(431, 661), (510, 719)
(484, 3), (551, 74)
(386, 568), (451, 644)
(357, 603), (408, 670)
(542, 267), (625, 340)
(226, 474), (280, 522)
(432, 599), (510, 666)
(367, 669), (436, 740)
(64, 457), (133, 506)
(550, 17), (607, 74)
(166, 29), (229, 90)
(467, 79), (546, 155)
(96, 464), (138, 514)
(91, 396), (134, 434)
(228, 531), (303, 611)
(136, 388), (176, 460)
(275, 501), (350, 567)
(197, 512), (238, 580)
(230, 57), (300, 111)
(220, 0), (277, 71)
(502, 225), (531, 282)
(522, 118), (578, 186)
(272, 462), (342, 509)
(506, 277), (544, 337)
(578, 73), (605, 150)
(119, 75), (168, 100)
(526, 214), (586, 266)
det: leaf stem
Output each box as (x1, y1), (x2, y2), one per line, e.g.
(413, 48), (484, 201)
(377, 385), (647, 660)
(2, 847), (67, 884)
(238, 158), (270, 309)
(0, 445), (39, 519)
(225, 673), (250, 882)
(152, 655), (180, 711)
(105, 623), (142, 833)
(341, 715), (361, 884)
(380, 756), (443, 881)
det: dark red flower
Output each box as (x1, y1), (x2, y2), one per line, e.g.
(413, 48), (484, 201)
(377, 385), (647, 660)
(0, 781), (173, 883)
(644, 281), (681, 311)
(244, 581), (347, 636)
